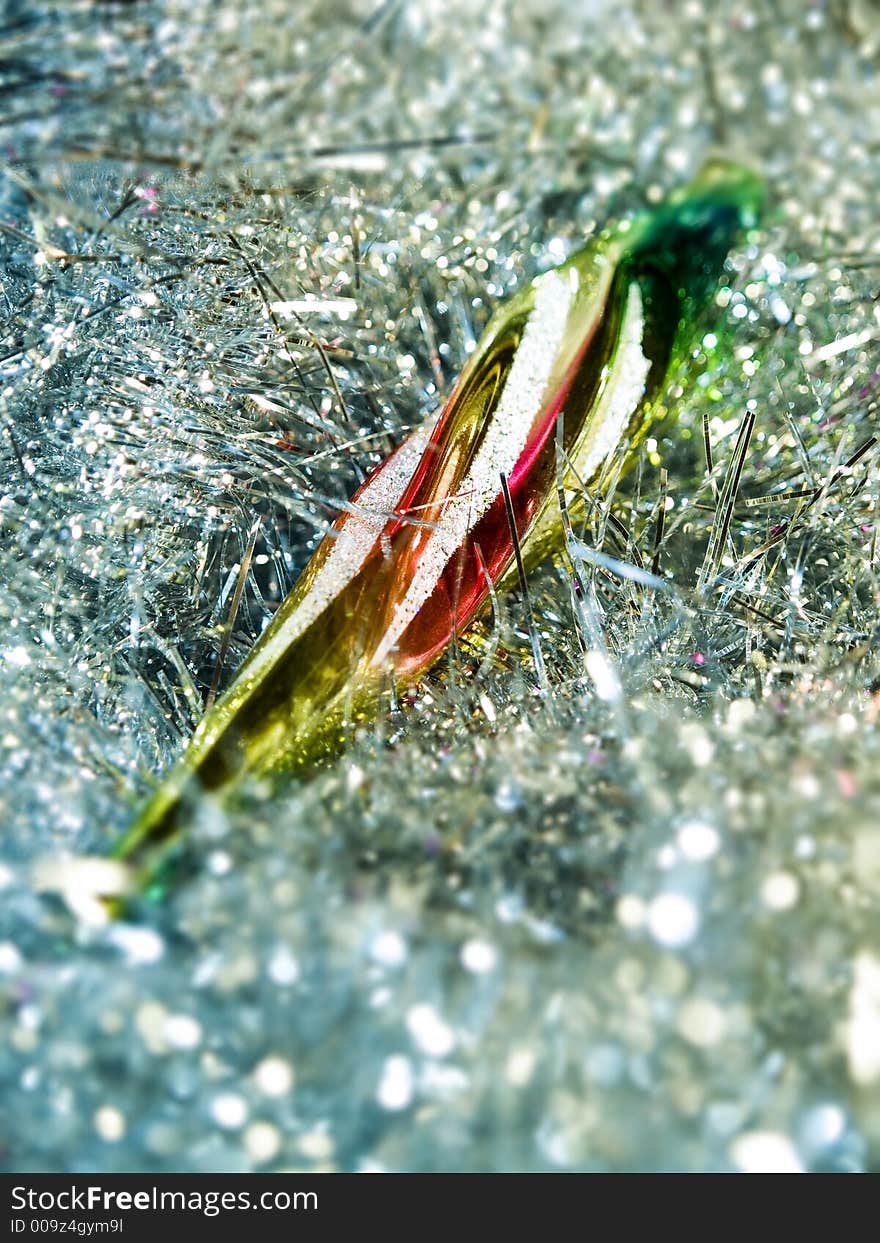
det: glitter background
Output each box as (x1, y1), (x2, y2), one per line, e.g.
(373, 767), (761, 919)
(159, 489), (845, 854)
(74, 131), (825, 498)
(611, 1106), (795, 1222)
(1, 0), (879, 1172)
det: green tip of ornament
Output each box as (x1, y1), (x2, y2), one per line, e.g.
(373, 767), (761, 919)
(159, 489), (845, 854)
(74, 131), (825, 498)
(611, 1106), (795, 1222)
(626, 160), (765, 319)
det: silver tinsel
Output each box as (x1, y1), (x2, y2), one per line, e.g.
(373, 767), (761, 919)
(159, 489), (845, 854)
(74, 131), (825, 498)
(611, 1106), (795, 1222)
(1, 0), (879, 1171)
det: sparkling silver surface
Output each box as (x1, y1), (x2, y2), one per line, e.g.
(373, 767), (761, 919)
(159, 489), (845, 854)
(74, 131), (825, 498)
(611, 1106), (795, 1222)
(1, 0), (879, 1172)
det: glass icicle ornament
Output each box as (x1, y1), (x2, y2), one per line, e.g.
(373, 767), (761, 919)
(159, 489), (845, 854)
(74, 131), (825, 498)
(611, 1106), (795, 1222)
(116, 162), (763, 897)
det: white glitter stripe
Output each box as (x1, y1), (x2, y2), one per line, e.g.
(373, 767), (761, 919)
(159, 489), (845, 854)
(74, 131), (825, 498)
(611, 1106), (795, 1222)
(371, 270), (573, 667)
(570, 282), (649, 483)
(239, 421), (433, 682)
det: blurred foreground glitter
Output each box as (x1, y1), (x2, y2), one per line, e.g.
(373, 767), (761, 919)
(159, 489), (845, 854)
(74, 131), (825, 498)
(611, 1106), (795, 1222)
(116, 163), (763, 896)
